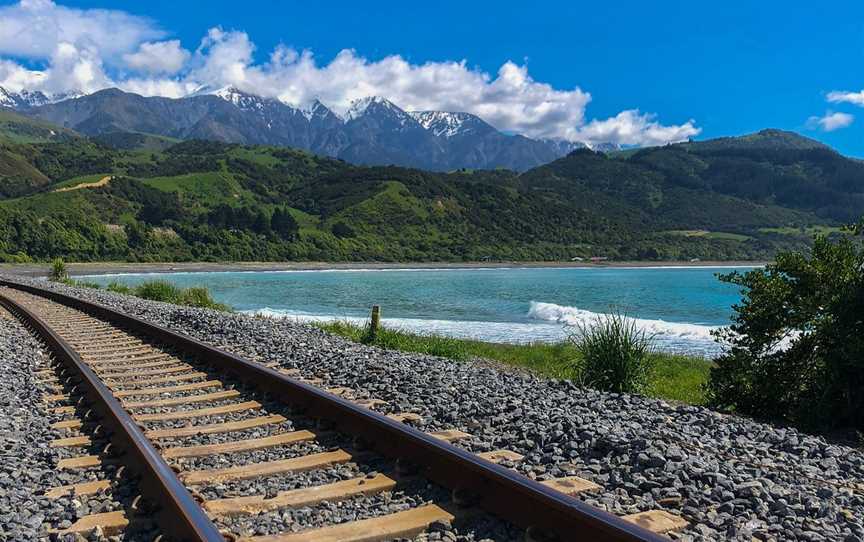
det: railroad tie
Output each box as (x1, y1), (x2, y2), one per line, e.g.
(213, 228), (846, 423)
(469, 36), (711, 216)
(144, 414), (286, 439)
(123, 389), (241, 409)
(49, 510), (129, 537)
(622, 510), (689, 534)
(104, 370), (207, 387)
(45, 479), (112, 499)
(427, 429), (471, 442)
(162, 429), (317, 459)
(51, 435), (92, 448)
(477, 450), (524, 463)
(236, 504), (456, 542)
(541, 476), (602, 495)
(203, 473), (398, 517)
(133, 400), (262, 422)
(181, 449), (354, 485)
(111, 379), (222, 398)
(99, 365), (190, 379)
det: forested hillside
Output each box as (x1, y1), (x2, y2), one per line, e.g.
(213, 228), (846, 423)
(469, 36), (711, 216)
(0, 118), (859, 263)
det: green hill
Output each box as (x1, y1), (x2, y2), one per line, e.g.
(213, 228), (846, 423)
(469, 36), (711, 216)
(0, 127), (860, 263)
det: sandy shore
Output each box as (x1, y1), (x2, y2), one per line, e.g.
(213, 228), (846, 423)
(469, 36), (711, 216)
(1, 260), (767, 278)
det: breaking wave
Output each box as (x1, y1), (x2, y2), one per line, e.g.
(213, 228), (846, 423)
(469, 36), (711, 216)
(527, 301), (722, 349)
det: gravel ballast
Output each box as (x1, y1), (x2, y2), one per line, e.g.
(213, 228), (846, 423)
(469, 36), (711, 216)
(3, 277), (864, 541)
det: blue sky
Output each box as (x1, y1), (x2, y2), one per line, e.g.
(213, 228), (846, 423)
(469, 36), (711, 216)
(1, 0), (862, 154)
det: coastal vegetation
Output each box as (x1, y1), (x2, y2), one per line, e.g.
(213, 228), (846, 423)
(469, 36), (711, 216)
(318, 320), (712, 405)
(50, 264), (229, 311)
(1, 126), (861, 263)
(105, 280), (231, 312)
(569, 311), (654, 394)
(708, 221), (864, 432)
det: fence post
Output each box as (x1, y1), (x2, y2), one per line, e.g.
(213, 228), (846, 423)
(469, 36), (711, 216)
(370, 305), (381, 338)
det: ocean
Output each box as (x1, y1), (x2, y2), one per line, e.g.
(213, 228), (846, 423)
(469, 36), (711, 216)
(84, 266), (754, 357)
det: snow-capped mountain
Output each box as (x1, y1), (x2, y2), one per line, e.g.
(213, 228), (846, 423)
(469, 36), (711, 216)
(344, 96), (420, 129)
(409, 111), (496, 138)
(16, 87), (610, 171)
(0, 86), (83, 109)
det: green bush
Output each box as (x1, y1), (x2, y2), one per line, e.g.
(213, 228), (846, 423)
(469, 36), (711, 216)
(106, 281), (132, 294)
(134, 280), (182, 302)
(49, 258), (68, 282)
(708, 223), (864, 431)
(569, 311), (654, 394)
(177, 286), (231, 311)
(126, 280), (230, 311)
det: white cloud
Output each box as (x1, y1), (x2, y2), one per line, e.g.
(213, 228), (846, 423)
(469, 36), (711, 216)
(0, 0), (162, 60)
(123, 40), (190, 74)
(576, 110), (701, 146)
(827, 90), (864, 106)
(807, 111), (854, 132)
(0, 1), (700, 145)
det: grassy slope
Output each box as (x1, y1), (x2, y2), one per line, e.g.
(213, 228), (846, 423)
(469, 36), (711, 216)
(319, 320), (713, 405)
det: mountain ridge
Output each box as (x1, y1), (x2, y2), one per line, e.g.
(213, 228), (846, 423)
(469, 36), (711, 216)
(1, 86), (600, 171)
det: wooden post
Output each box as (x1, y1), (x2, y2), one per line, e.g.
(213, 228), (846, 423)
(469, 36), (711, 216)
(370, 305), (381, 337)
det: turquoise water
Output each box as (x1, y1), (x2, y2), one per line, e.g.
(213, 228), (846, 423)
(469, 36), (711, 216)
(85, 266), (752, 356)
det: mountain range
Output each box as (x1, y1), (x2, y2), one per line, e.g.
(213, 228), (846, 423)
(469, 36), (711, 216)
(0, 86), (593, 171)
(0, 105), (861, 264)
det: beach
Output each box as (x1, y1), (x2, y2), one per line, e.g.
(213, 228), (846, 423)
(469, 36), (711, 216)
(0, 259), (768, 277)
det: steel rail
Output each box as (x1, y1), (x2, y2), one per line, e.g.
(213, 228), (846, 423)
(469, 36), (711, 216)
(2, 279), (669, 541)
(0, 289), (225, 542)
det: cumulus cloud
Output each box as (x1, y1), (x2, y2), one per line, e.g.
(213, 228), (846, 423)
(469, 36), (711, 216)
(827, 90), (864, 106)
(123, 40), (190, 74)
(0, 0), (163, 60)
(576, 110), (700, 146)
(807, 111), (854, 132)
(0, 1), (700, 145)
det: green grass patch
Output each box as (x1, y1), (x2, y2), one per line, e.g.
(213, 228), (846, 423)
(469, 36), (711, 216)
(58, 276), (231, 312)
(140, 171), (255, 206)
(317, 321), (712, 405)
(665, 230), (752, 242)
(758, 225), (844, 236)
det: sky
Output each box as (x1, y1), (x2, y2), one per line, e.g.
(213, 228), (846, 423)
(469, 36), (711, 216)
(0, 0), (862, 154)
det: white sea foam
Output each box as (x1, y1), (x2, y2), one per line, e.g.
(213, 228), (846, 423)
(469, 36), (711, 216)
(244, 308), (568, 344)
(246, 303), (726, 355)
(527, 301), (721, 342)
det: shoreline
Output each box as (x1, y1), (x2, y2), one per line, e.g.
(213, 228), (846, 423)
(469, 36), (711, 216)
(0, 260), (767, 277)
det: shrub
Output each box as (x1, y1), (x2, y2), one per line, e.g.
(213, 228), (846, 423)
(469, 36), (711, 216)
(106, 281), (132, 294)
(50, 258), (68, 282)
(708, 223), (864, 431)
(177, 286), (231, 312)
(134, 280), (182, 303)
(569, 311), (654, 394)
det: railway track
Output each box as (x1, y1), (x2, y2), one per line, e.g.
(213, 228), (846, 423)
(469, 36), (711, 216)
(0, 280), (689, 541)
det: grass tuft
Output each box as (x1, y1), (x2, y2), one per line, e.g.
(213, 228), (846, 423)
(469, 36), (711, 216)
(569, 311), (653, 394)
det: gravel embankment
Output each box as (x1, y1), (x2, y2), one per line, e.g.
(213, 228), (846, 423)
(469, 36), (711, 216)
(5, 277), (864, 542)
(0, 299), (168, 541)
(0, 308), (67, 541)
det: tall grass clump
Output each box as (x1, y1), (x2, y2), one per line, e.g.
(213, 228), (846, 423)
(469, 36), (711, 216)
(49, 258), (68, 282)
(134, 280), (182, 302)
(113, 280), (230, 311)
(569, 311), (654, 394)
